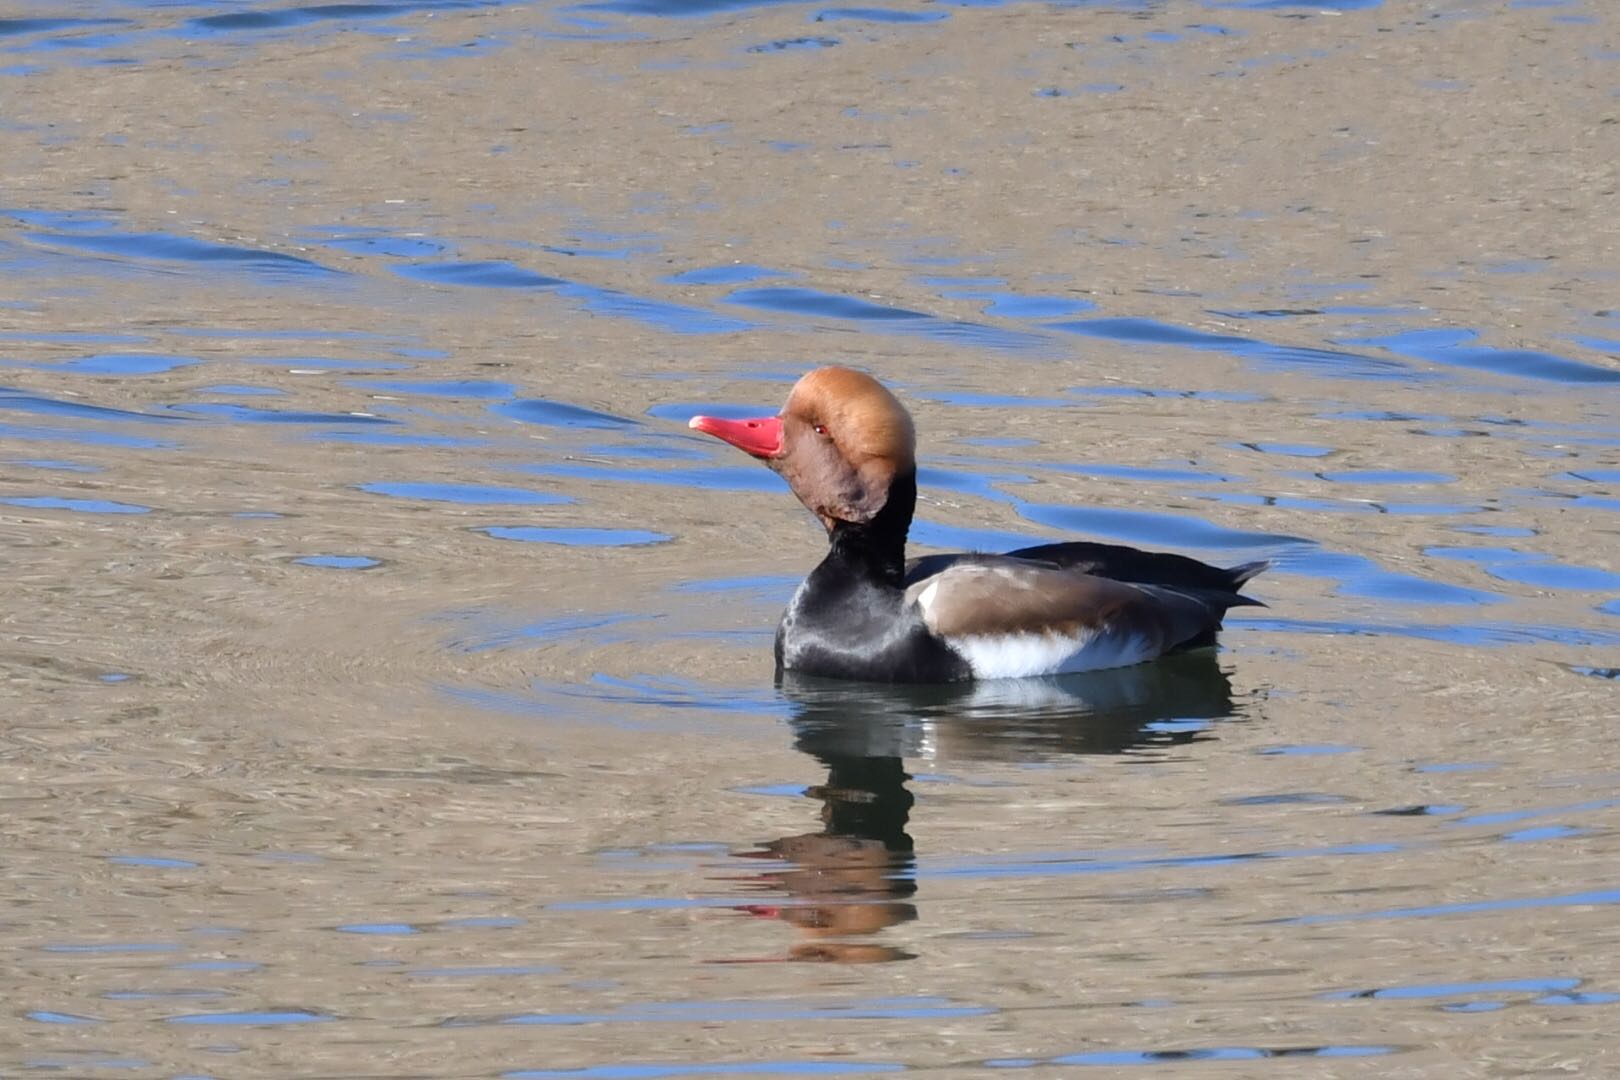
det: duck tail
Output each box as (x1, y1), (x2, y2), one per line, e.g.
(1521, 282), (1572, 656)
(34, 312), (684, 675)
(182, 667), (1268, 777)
(1224, 559), (1272, 608)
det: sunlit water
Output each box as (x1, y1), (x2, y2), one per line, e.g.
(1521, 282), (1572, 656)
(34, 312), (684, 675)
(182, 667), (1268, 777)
(3, 0), (1618, 1076)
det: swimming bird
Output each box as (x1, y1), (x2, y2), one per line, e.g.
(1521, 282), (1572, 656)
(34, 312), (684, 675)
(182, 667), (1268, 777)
(688, 367), (1267, 683)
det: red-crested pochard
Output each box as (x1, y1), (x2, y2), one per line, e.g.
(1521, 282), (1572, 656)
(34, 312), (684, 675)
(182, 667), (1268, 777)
(689, 367), (1267, 683)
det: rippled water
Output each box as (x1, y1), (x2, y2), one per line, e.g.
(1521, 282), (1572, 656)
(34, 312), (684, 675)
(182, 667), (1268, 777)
(4, 0), (1619, 1075)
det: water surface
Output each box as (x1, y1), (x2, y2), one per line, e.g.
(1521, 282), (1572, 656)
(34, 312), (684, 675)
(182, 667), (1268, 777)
(3, 0), (1618, 1076)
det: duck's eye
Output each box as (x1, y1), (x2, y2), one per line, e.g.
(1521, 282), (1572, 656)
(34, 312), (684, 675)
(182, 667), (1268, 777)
(813, 424), (829, 437)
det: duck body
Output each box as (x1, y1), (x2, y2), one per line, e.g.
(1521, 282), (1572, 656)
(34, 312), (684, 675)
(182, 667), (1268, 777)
(690, 367), (1268, 685)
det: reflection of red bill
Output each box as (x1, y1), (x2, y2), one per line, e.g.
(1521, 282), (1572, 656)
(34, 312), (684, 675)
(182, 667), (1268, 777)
(736, 904), (782, 918)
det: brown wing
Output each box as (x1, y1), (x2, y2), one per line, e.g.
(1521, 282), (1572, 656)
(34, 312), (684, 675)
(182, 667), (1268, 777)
(910, 545), (1267, 606)
(903, 550), (1061, 587)
(904, 556), (1223, 651)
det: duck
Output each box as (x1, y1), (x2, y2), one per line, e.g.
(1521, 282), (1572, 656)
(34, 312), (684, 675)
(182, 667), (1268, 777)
(688, 366), (1268, 683)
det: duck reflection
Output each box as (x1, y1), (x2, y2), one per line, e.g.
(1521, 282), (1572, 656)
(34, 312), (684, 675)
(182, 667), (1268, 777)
(732, 753), (918, 964)
(729, 652), (1239, 963)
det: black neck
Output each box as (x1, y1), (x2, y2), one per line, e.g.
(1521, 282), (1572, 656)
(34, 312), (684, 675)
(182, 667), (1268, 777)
(824, 468), (916, 588)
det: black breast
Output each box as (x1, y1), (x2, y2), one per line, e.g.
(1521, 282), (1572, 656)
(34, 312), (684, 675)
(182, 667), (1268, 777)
(776, 576), (970, 684)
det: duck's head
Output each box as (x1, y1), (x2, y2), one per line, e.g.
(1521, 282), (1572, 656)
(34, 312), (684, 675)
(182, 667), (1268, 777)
(689, 366), (916, 533)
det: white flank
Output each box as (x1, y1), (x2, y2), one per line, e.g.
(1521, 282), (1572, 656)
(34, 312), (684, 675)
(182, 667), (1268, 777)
(949, 630), (1155, 679)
